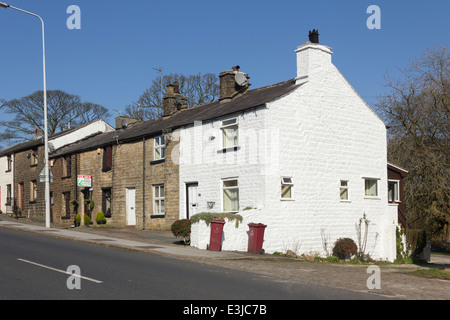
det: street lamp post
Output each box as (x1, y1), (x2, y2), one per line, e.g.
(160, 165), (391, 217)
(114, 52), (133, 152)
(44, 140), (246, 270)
(1, 2), (51, 228)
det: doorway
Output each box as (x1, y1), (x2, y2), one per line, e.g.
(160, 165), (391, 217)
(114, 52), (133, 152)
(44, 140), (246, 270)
(186, 183), (198, 219)
(126, 188), (136, 227)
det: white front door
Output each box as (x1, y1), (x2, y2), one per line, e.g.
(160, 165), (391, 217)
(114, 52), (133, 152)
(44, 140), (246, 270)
(126, 188), (136, 226)
(186, 183), (198, 219)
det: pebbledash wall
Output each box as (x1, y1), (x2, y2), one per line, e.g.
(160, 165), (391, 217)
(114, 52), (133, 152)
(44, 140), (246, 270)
(187, 40), (398, 261)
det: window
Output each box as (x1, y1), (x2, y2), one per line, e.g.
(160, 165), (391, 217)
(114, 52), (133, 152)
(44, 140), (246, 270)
(30, 180), (37, 202)
(31, 149), (38, 166)
(388, 180), (400, 203)
(223, 179), (239, 212)
(6, 156), (12, 172)
(153, 185), (165, 215)
(63, 155), (71, 177)
(364, 178), (379, 197)
(102, 188), (112, 217)
(63, 192), (71, 217)
(154, 135), (166, 161)
(340, 180), (349, 201)
(281, 177), (293, 199)
(103, 146), (112, 171)
(221, 118), (239, 149)
(6, 184), (11, 205)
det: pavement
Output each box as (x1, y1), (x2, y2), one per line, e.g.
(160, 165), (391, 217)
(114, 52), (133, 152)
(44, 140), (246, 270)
(1, 214), (449, 300)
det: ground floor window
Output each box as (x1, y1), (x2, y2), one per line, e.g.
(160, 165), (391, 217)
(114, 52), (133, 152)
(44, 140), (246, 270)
(223, 179), (239, 212)
(63, 192), (71, 217)
(364, 178), (379, 197)
(340, 180), (349, 201)
(102, 188), (112, 217)
(388, 180), (399, 203)
(153, 185), (165, 215)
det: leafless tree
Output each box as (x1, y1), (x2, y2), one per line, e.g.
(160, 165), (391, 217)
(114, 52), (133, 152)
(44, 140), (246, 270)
(0, 90), (111, 147)
(125, 73), (219, 120)
(376, 44), (449, 239)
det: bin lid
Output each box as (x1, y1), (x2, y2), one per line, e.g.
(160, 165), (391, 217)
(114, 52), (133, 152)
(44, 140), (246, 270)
(210, 219), (226, 224)
(248, 223), (267, 228)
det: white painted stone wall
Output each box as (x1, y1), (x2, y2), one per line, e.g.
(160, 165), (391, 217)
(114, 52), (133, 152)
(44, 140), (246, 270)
(49, 119), (114, 151)
(185, 41), (398, 261)
(0, 154), (13, 214)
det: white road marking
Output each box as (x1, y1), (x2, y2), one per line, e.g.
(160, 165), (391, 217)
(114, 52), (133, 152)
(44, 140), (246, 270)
(18, 258), (103, 284)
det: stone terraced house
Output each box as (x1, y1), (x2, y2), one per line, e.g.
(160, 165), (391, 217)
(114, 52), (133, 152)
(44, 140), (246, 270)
(1, 30), (407, 261)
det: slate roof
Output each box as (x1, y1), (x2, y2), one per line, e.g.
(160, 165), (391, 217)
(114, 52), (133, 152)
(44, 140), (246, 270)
(51, 78), (300, 158)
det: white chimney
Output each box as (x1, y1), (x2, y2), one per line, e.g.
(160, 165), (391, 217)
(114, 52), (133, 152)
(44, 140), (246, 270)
(295, 30), (333, 84)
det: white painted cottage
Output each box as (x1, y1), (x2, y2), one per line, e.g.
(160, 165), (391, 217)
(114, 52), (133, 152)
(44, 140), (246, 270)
(177, 31), (398, 261)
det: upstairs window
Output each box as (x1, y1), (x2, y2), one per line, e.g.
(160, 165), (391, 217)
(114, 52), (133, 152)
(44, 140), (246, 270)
(63, 155), (72, 177)
(6, 155), (12, 172)
(31, 149), (38, 166)
(103, 146), (112, 171)
(221, 118), (239, 149)
(154, 135), (166, 161)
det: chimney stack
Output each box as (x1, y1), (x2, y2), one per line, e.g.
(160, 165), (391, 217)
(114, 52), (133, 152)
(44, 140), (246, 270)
(295, 30), (332, 84)
(34, 128), (43, 140)
(163, 82), (188, 117)
(219, 66), (250, 103)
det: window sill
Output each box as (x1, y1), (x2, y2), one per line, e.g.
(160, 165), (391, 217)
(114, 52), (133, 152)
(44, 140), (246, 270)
(62, 176), (72, 180)
(102, 167), (111, 172)
(364, 196), (380, 200)
(151, 215), (165, 219)
(388, 202), (399, 206)
(5, 170), (11, 173)
(217, 146), (240, 154)
(340, 200), (352, 203)
(30, 164), (38, 168)
(280, 198), (295, 201)
(150, 159), (165, 165)
(29, 201), (37, 204)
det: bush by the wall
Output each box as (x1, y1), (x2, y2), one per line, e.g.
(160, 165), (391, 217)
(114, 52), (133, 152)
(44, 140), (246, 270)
(171, 219), (191, 244)
(332, 238), (357, 260)
(406, 229), (427, 258)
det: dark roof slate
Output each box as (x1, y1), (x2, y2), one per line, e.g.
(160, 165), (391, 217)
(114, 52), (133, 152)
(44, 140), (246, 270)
(51, 78), (300, 158)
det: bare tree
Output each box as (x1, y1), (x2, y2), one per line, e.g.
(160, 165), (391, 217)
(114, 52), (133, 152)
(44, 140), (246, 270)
(125, 72), (219, 120)
(0, 90), (111, 147)
(376, 44), (449, 239)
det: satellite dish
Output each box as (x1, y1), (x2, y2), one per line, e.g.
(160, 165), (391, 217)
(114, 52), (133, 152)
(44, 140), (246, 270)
(235, 72), (248, 87)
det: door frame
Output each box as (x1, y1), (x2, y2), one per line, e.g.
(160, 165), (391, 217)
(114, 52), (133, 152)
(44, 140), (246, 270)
(185, 182), (198, 219)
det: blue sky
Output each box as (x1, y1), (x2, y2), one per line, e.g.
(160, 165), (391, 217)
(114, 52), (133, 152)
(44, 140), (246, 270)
(0, 0), (448, 135)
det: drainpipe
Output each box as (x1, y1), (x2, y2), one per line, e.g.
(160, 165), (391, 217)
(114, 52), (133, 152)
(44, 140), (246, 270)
(142, 136), (146, 230)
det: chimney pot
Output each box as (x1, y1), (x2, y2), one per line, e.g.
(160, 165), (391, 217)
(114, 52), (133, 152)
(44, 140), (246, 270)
(232, 65), (240, 72)
(309, 29), (319, 44)
(173, 81), (180, 94)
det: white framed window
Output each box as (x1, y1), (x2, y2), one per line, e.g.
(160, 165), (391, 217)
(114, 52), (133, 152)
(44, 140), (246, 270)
(388, 180), (400, 203)
(153, 185), (165, 215)
(364, 178), (379, 197)
(281, 177), (293, 199)
(30, 180), (37, 202)
(154, 135), (166, 160)
(223, 178), (239, 212)
(340, 180), (349, 201)
(221, 118), (239, 149)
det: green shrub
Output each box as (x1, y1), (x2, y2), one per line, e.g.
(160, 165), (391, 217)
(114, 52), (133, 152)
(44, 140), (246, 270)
(190, 212), (243, 228)
(326, 256), (340, 263)
(332, 238), (357, 260)
(75, 213), (81, 223)
(84, 214), (91, 225)
(96, 211), (106, 222)
(171, 219), (191, 244)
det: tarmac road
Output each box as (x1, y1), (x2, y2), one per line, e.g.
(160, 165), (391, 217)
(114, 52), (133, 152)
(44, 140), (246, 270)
(0, 215), (449, 300)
